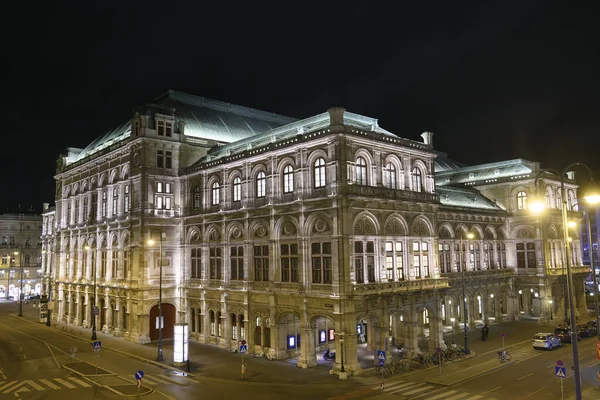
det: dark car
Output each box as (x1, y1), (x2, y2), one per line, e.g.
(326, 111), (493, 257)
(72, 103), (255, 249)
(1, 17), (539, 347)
(554, 327), (580, 343)
(577, 324), (594, 338)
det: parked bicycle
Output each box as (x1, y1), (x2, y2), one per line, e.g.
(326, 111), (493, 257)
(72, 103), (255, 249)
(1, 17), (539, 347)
(497, 350), (512, 362)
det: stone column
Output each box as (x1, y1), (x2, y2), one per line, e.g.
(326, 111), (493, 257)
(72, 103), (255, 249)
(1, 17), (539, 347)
(494, 296), (502, 320)
(297, 328), (317, 368)
(403, 320), (420, 358)
(428, 316), (445, 351)
(468, 298), (477, 329)
(507, 295), (520, 320)
(482, 296), (490, 324)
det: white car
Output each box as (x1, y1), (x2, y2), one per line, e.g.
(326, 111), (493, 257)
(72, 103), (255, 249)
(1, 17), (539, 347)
(533, 333), (561, 350)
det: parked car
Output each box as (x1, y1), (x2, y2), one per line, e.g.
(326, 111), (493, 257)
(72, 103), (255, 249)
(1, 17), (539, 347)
(585, 320), (598, 335)
(533, 333), (561, 350)
(554, 326), (580, 343)
(577, 324), (594, 338)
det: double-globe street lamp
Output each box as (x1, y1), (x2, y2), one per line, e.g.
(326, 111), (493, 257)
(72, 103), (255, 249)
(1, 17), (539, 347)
(530, 163), (600, 400)
(84, 245), (98, 341)
(148, 229), (166, 362)
(459, 232), (474, 354)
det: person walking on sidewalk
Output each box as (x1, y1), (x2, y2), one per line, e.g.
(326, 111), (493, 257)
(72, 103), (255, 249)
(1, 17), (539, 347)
(481, 324), (489, 341)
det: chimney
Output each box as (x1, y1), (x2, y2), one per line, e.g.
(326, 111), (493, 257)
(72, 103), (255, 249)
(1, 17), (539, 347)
(566, 171), (576, 180)
(421, 131), (434, 146)
(328, 107), (345, 129)
(43, 203), (49, 211)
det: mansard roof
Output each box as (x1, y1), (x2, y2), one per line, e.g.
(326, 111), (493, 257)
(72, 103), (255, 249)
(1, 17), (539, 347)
(199, 109), (416, 163)
(437, 186), (503, 211)
(65, 90), (297, 165)
(151, 90), (297, 143)
(435, 158), (536, 186)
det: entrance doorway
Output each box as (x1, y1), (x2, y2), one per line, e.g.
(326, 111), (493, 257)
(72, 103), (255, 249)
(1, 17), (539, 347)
(149, 303), (176, 340)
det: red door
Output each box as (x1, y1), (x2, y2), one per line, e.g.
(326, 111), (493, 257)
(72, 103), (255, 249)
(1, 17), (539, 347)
(149, 303), (175, 340)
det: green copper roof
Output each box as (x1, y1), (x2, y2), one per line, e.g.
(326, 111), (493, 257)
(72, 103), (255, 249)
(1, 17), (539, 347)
(437, 186), (503, 210)
(435, 159), (535, 186)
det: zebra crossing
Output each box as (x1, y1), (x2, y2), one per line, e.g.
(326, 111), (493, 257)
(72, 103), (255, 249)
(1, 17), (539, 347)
(0, 376), (92, 394)
(132, 373), (200, 386)
(376, 380), (498, 400)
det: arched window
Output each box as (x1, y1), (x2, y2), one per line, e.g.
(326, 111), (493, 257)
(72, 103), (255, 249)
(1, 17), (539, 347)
(232, 177), (242, 202)
(210, 310), (215, 336)
(412, 168), (422, 192)
(283, 165), (294, 193)
(517, 191), (527, 210)
(314, 158), (326, 188)
(211, 182), (220, 205)
(193, 186), (201, 209)
(356, 157), (367, 185)
(556, 188), (562, 208)
(256, 171), (266, 198)
(385, 162), (397, 189)
(545, 186), (553, 209)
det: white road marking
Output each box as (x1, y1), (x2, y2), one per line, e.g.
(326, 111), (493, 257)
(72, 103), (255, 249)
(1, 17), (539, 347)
(68, 377), (91, 387)
(444, 393), (471, 400)
(463, 395), (484, 400)
(0, 381), (18, 392)
(519, 386), (548, 398)
(387, 382), (421, 392)
(53, 378), (76, 389)
(428, 390), (458, 400)
(518, 372), (533, 380)
(481, 386), (501, 395)
(402, 384), (433, 396)
(39, 379), (60, 390)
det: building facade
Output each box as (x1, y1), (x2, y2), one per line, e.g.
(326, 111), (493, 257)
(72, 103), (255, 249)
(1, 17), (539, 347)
(42, 91), (589, 376)
(0, 211), (43, 300)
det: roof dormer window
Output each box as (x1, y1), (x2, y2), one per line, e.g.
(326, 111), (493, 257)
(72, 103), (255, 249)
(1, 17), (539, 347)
(157, 120), (172, 137)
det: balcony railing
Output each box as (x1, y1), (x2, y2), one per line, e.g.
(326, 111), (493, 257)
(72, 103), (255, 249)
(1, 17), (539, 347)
(443, 268), (515, 284)
(352, 277), (449, 294)
(345, 185), (439, 202)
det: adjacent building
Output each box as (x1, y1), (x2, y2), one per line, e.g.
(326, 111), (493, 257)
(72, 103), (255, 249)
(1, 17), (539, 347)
(0, 210), (43, 300)
(42, 90), (589, 376)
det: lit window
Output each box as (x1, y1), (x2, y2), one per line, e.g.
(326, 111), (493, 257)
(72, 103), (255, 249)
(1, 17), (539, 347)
(385, 162), (397, 189)
(256, 172), (266, 198)
(356, 157), (367, 185)
(517, 191), (527, 210)
(412, 168), (422, 192)
(283, 165), (294, 193)
(233, 177), (242, 202)
(314, 158), (326, 188)
(212, 182), (220, 205)
(193, 186), (201, 209)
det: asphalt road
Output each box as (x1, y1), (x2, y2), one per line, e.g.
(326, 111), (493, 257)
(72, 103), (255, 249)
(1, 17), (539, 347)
(0, 301), (360, 400)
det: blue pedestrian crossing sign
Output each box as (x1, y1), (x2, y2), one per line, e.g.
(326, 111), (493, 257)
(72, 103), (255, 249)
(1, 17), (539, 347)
(377, 350), (386, 367)
(93, 341), (102, 350)
(239, 344), (248, 354)
(135, 370), (144, 380)
(556, 366), (566, 378)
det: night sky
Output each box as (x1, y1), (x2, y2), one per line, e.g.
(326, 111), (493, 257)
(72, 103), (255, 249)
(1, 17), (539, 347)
(3, 1), (600, 212)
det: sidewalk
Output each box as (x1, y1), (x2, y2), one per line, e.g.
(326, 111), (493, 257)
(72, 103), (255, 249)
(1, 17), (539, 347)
(11, 303), (344, 386)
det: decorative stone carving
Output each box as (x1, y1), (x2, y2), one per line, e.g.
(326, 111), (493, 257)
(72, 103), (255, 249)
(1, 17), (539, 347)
(314, 218), (327, 233)
(283, 221), (296, 236)
(255, 225), (267, 237)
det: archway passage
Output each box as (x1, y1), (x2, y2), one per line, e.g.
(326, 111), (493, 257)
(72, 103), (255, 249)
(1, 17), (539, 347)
(149, 303), (176, 340)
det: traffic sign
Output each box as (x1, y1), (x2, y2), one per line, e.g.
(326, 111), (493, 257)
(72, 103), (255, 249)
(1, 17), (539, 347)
(93, 341), (102, 350)
(556, 360), (563, 367)
(377, 350), (386, 361)
(500, 332), (505, 338)
(135, 370), (144, 380)
(379, 359), (384, 367)
(92, 306), (99, 316)
(239, 344), (248, 354)
(556, 366), (566, 378)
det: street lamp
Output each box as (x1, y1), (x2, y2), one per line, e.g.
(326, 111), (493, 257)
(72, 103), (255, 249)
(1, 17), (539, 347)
(85, 245), (98, 341)
(460, 232), (474, 354)
(14, 251), (23, 317)
(148, 230), (165, 362)
(450, 317), (456, 344)
(530, 163), (600, 400)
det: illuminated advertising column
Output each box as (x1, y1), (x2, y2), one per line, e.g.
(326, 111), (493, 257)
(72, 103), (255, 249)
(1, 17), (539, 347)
(174, 323), (189, 366)
(39, 295), (49, 323)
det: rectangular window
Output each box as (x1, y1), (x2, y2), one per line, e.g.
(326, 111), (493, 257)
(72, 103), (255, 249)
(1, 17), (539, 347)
(165, 151), (172, 169)
(165, 122), (172, 137)
(281, 244), (298, 282)
(230, 246), (244, 280)
(101, 191), (107, 218)
(210, 247), (222, 280)
(83, 197), (89, 221)
(101, 250), (107, 278)
(112, 249), (118, 278)
(157, 182), (163, 193)
(526, 242), (536, 268)
(123, 249), (129, 278)
(165, 197), (171, 210)
(157, 120), (165, 136)
(91, 193), (97, 221)
(165, 183), (171, 193)
(354, 241), (364, 283)
(413, 255), (421, 278)
(191, 247), (202, 279)
(124, 185), (130, 213)
(254, 245), (269, 282)
(312, 242), (332, 284)
(156, 196), (164, 210)
(112, 187), (119, 215)
(157, 150), (164, 168)
(74, 199), (79, 224)
(516, 243), (526, 268)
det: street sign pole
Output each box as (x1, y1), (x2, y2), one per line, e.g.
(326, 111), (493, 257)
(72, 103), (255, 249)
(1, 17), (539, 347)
(560, 378), (564, 400)
(377, 350), (386, 389)
(501, 332), (506, 351)
(240, 340), (247, 380)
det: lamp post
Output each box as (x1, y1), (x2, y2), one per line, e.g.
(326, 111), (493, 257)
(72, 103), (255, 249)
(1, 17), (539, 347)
(148, 230), (165, 362)
(460, 232), (474, 354)
(85, 245), (98, 341)
(549, 299), (553, 320)
(530, 163), (600, 400)
(14, 250), (24, 317)
(450, 317), (456, 344)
